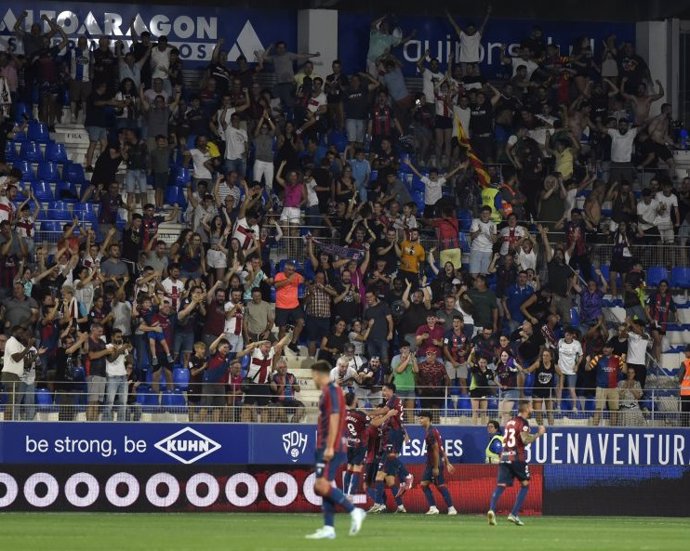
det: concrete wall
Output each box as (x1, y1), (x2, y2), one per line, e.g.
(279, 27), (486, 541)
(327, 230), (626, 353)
(297, 9), (338, 80)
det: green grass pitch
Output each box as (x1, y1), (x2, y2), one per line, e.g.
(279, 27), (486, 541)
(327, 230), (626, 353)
(1, 513), (689, 550)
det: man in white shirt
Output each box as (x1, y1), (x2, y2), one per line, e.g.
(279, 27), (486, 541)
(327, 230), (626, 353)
(186, 136), (216, 184)
(224, 288), (245, 355)
(150, 35), (172, 95)
(212, 90), (250, 139)
(606, 119), (638, 184)
(161, 264), (184, 310)
(636, 189), (660, 242)
(625, 318), (651, 388)
(557, 329), (583, 413)
(499, 213), (528, 256)
(447, 7), (491, 67)
(104, 329), (132, 421)
(296, 77), (328, 138)
(469, 206), (497, 276)
(2, 327), (33, 421)
(654, 180), (680, 244)
(403, 158), (464, 218)
(222, 113), (248, 177)
(417, 55), (444, 107)
(329, 355), (361, 394)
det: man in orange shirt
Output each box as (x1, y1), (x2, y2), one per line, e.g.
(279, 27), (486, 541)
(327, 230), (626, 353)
(397, 228), (425, 288)
(274, 260), (305, 353)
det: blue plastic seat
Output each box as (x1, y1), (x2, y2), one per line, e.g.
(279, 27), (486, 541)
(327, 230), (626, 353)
(646, 266), (669, 288)
(671, 267), (690, 289)
(28, 120), (50, 142)
(172, 368), (190, 391)
(457, 209), (473, 231)
(64, 162), (86, 186)
(37, 161), (59, 182)
(161, 390), (187, 412)
(14, 103), (31, 124)
(40, 220), (61, 235)
(45, 141), (68, 163)
(13, 160), (34, 180)
(457, 396), (472, 414)
(35, 388), (54, 411)
(412, 190), (425, 213)
(32, 180), (54, 201)
(55, 180), (79, 201)
(165, 185), (184, 207)
(569, 307), (581, 327)
(73, 202), (99, 224)
(20, 140), (43, 162)
(4, 141), (17, 162)
(328, 130), (348, 153)
(175, 167), (192, 186)
(47, 200), (73, 221)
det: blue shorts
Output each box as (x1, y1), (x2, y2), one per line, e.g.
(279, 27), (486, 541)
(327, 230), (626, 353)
(385, 428), (404, 454)
(315, 450), (346, 481)
(422, 465), (446, 485)
(497, 461), (530, 487)
(381, 455), (400, 476)
(149, 331), (166, 343)
(347, 446), (367, 466)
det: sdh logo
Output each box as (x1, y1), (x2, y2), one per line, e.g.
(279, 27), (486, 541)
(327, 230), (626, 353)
(154, 427), (221, 465)
(282, 430), (308, 463)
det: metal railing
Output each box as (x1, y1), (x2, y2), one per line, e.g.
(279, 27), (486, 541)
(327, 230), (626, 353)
(1, 384), (685, 427)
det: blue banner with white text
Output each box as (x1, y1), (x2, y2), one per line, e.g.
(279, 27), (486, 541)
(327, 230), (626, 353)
(2, 423), (689, 466)
(338, 14), (635, 76)
(0, 3), (296, 66)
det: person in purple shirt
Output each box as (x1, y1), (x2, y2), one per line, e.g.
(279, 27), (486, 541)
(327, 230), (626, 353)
(573, 267), (608, 335)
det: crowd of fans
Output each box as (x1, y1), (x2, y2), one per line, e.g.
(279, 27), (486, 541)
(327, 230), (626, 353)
(0, 10), (688, 425)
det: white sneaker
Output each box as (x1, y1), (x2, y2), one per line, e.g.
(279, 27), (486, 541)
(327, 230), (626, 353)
(367, 503), (384, 514)
(305, 526), (336, 540)
(487, 510), (497, 526)
(349, 508), (366, 536)
(396, 474), (414, 498)
(425, 506), (440, 515)
(507, 513), (525, 526)
(395, 505), (407, 513)
(447, 506), (458, 516)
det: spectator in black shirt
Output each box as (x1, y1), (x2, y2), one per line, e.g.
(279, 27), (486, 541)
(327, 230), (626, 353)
(54, 331), (88, 421)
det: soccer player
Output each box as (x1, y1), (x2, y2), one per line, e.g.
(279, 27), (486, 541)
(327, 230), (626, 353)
(306, 361), (366, 540)
(344, 392), (371, 496)
(368, 382), (413, 513)
(419, 411), (458, 515)
(487, 400), (546, 526)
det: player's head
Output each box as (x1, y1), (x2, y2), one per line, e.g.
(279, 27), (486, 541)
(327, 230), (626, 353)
(517, 400), (533, 418)
(418, 410), (433, 428)
(345, 392), (357, 408)
(311, 360), (332, 389)
(487, 420), (500, 434)
(382, 382), (396, 400)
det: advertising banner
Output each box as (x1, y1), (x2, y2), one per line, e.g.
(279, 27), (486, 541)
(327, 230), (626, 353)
(0, 4), (296, 66)
(0, 464), (542, 513)
(2, 423), (690, 467)
(338, 14), (635, 77)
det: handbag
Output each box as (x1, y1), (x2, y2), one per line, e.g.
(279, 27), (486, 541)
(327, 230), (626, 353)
(241, 367), (262, 394)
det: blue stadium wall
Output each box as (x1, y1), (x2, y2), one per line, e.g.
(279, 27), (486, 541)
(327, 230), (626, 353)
(0, 423), (688, 514)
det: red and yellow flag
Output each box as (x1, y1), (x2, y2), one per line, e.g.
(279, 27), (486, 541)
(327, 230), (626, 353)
(455, 114), (490, 188)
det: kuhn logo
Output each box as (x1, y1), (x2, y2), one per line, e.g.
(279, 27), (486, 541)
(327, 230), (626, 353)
(282, 430), (308, 463)
(154, 427), (221, 465)
(227, 21), (265, 62)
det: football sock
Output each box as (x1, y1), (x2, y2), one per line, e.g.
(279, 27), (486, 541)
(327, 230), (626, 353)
(397, 459), (410, 480)
(375, 481), (385, 504)
(489, 486), (505, 511)
(439, 486), (453, 508)
(343, 471), (352, 494)
(350, 473), (361, 495)
(392, 486), (402, 507)
(511, 486), (529, 516)
(328, 487), (354, 513)
(422, 485), (436, 507)
(323, 495), (335, 527)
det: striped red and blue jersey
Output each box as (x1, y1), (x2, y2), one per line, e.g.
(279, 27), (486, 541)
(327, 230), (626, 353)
(384, 395), (404, 431)
(345, 409), (370, 448)
(424, 426), (445, 467)
(316, 382), (347, 453)
(590, 354), (626, 389)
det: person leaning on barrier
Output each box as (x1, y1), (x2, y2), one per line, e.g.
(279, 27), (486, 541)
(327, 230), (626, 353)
(485, 420), (503, 464)
(270, 358), (304, 423)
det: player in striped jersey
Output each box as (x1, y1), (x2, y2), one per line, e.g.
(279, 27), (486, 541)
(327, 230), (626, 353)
(419, 411), (457, 515)
(306, 361), (366, 540)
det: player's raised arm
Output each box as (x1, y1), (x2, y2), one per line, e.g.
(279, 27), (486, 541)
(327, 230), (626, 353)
(520, 425), (546, 444)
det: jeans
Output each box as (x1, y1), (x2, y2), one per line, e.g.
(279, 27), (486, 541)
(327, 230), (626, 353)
(366, 339), (389, 365)
(104, 376), (128, 421)
(18, 382), (36, 420)
(224, 158), (246, 177)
